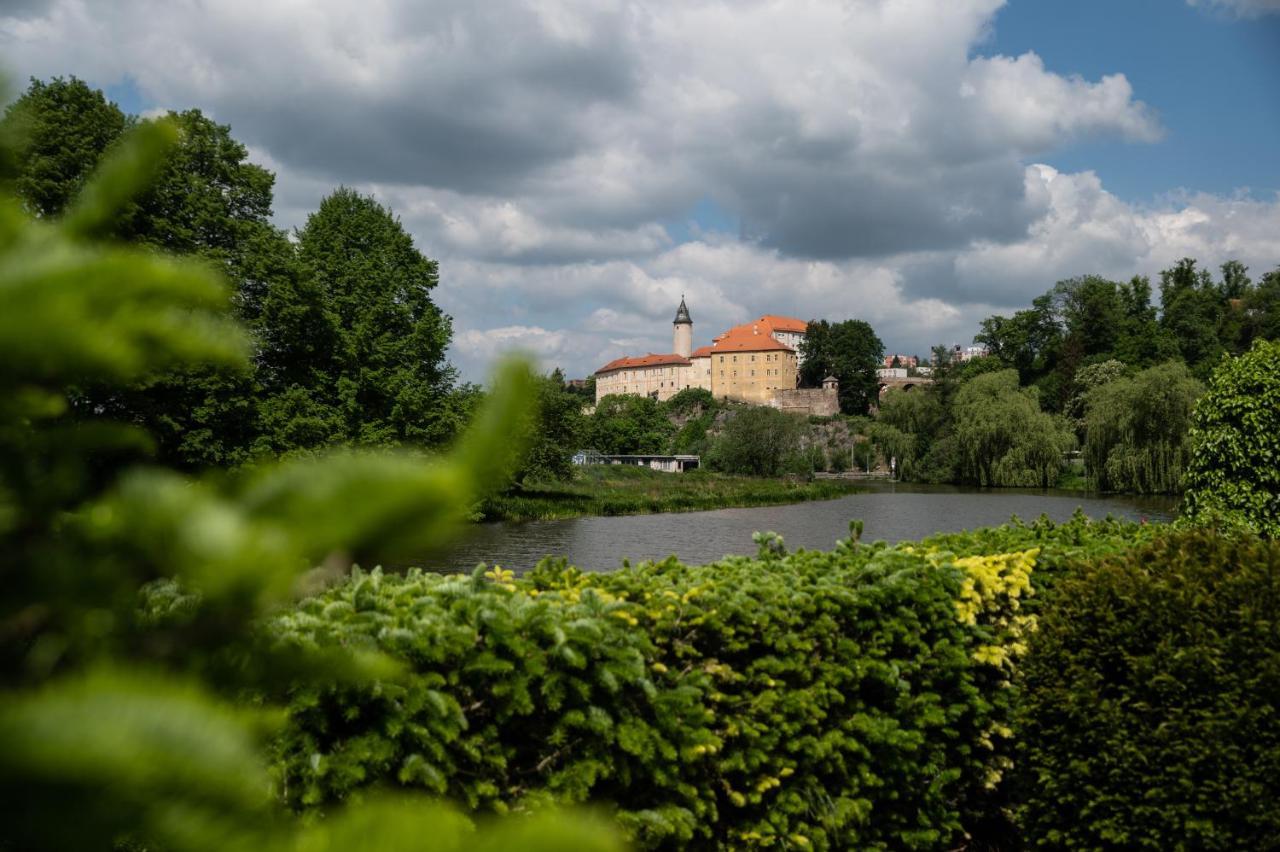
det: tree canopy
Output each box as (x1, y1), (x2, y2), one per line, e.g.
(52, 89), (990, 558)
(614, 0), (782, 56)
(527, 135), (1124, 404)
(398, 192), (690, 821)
(1182, 338), (1280, 536)
(951, 371), (1074, 488)
(1082, 362), (1202, 494)
(2, 76), (127, 218)
(291, 187), (459, 449)
(799, 318), (884, 415)
(2, 77), (468, 469)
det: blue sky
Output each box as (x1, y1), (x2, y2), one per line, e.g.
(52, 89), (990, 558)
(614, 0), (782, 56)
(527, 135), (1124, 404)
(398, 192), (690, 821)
(983, 0), (1280, 201)
(5, 0), (1280, 377)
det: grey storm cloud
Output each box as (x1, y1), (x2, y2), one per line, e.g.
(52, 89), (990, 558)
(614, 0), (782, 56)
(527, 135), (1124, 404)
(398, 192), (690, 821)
(0, 0), (54, 20)
(0, 0), (1162, 261)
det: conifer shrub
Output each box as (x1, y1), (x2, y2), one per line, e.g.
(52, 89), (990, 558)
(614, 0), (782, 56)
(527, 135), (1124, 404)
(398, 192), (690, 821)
(272, 522), (1096, 849)
(1015, 530), (1280, 849)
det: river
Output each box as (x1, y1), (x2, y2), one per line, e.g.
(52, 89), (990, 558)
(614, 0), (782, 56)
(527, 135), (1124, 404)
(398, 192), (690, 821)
(427, 483), (1178, 573)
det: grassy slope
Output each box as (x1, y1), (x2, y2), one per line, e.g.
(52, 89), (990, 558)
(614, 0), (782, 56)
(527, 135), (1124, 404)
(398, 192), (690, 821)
(480, 465), (865, 522)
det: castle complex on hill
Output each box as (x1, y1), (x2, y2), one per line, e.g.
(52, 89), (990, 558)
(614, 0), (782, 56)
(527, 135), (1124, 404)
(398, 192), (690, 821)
(594, 298), (839, 415)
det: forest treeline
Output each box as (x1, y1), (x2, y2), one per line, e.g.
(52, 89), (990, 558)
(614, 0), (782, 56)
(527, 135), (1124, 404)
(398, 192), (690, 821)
(8, 76), (1280, 497)
(3, 76), (473, 469)
(873, 259), (1280, 492)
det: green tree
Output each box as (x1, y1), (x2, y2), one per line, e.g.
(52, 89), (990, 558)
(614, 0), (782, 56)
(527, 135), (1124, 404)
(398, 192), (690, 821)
(1082, 362), (1202, 494)
(1113, 274), (1174, 367)
(1064, 358), (1128, 434)
(1160, 258), (1224, 377)
(293, 187), (460, 449)
(1, 76), (127, 217)
(516, 370), (586, 482)
(951, 370), (1074, 487)
(1182, 338), (1280, 536)
(799, 319), (884, 415)
(1056, 275), (1124, 362)
(586, 394), (675, 455)
(705, 406), (804, 476)
(975, 293), (1062, 386)
(1242, 268), (1280, 346)
(875, 388), (944, 480)
(74, 110), (297, 468)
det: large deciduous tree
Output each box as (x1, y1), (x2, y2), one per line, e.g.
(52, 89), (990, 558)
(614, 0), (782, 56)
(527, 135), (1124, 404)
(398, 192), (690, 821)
(515, 370), (586, 483)
(292, 187), (460, 449)
(2, 76), (127, 217)
(1082, 362), (1202, 494)
(951, 370), (1074, 488)
(1159, 258), (1224, 377)
(1182, 338), (1280, 537)
(73, 109), (296, 467)
(799, 319), (884, 415)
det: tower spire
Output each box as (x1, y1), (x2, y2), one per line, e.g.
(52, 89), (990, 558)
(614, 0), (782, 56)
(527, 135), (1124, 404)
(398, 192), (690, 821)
(673, 294), (692, 325)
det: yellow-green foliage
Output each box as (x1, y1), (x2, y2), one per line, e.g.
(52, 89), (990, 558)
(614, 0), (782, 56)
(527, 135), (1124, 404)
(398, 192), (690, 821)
(0, 111), (616, 851)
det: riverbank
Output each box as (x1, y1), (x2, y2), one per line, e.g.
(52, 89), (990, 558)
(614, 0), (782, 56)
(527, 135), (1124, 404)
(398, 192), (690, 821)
(478, 465), (866, 522)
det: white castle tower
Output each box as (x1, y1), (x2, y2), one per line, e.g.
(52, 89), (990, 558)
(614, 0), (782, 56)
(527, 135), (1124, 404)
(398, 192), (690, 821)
(672, 295), (693, 358)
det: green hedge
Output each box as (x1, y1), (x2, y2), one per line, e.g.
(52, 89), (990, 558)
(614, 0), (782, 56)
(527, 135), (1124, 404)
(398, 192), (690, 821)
(1015, 529), (1280, 849)
(271, 515), (1150, 850)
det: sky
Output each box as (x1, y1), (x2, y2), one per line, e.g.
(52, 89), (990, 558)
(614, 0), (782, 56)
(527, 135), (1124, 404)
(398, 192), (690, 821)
(3, 0), (1279, 381)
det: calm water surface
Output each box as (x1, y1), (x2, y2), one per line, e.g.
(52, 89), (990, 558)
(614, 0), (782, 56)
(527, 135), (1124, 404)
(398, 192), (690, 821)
(434, 483), (1177, 573)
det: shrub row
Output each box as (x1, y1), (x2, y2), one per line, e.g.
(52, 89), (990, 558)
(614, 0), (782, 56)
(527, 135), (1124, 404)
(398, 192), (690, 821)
(270, 518), (1280, 849)
(1016, 529), (1280, 849)
(271, 515), (1143, 849)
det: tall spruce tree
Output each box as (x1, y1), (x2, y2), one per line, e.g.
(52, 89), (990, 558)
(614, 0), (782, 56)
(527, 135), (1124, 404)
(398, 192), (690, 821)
(291, 188), (459, 449)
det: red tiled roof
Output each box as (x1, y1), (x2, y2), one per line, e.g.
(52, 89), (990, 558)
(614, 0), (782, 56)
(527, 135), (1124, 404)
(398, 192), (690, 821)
(711, 324), (795, 353)
(756, 315), (809, 333)
(689, 345), (714, 358)
(595, 352), (692, 375)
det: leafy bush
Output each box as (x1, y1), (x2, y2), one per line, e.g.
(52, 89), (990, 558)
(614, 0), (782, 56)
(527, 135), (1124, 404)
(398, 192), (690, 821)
(1015, 530), (1280, 848)
(1182, 338), (1280, 537)
(705, 406), (806, 476)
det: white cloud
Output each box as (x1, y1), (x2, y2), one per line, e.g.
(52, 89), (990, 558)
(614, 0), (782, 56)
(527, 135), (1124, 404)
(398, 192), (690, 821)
(3, 0), (1161, 260)
(1188, 0), (1280, 18)
(954, 165), (1280, 306)
(3, 0), (1275, 381)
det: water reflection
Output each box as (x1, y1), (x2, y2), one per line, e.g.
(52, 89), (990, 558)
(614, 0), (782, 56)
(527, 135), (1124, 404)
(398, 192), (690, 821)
(433, 483), (1178, 573)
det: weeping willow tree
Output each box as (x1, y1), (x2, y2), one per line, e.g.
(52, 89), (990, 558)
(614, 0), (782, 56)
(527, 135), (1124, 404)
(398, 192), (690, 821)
(951, 370), (1075, 488)
(0, 113), (618, 851)
(1082, 361), (1203, 494)
(874, 388), (944, 481)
